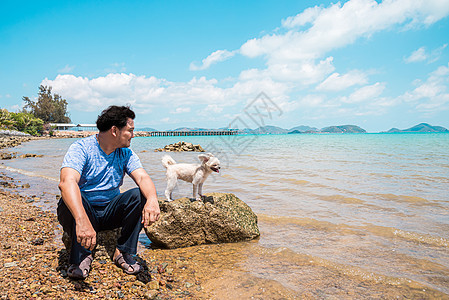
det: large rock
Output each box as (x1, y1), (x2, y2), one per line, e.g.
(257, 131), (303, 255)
(144, 193), (260, 249)
(154, 141), (205, 152)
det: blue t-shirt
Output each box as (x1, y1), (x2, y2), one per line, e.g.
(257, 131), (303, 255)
(61, 135), (143, 206)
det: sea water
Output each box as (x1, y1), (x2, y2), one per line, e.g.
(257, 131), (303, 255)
(1, 133), (449, 297)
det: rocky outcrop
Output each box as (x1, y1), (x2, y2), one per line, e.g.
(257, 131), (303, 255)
(50, 130), (97, 138)
(144, 193), (260, 249)
(0, 136), (31, 150)
(154, 141), (205, 152)
(0, 152), (43, 160)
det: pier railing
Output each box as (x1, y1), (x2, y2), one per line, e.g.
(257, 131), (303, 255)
(142, 130), (238, 137)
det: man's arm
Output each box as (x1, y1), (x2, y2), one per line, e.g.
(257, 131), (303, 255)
(58, 167), (96, 251)
(129, 168), (160, 227)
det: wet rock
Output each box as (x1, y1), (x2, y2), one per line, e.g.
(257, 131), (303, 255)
(145, 290), (159, 300)
(4, 261), (18, 268)
(147, 280), (160, 290)
(145, 193), (260, 248)
(19, 153), (43, 158)
(154, 141), (205, 152)
(117, 290), (125, 298)
(31, 238), (45, 245)
(0, 152), (16, 160)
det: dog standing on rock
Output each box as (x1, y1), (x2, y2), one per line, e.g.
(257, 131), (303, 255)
(162, 153), (220, 202)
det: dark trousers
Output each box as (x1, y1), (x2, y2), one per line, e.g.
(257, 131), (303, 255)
(57, 188), (145, 265)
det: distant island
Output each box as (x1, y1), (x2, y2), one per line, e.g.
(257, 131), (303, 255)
(384, 123), (449, 133)
(135, 123), (448, 135)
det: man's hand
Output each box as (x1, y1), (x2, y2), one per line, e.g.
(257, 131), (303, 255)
(142, 199), (160, 227)
(75, 217), (97, 251)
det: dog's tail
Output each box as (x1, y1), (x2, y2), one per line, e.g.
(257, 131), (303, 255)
(161, 155), (176, 169)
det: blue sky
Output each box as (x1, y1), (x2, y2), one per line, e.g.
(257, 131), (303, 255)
(1, 0), (449, 132)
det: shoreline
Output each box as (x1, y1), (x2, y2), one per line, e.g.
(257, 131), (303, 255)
(1, 135), (448, 299)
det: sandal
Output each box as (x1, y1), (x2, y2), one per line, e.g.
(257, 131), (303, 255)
(67, 254), (93, 280)
(114, 252), (141, 275)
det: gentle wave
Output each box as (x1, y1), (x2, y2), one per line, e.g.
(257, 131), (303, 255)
(319, 194), (365, 204)
(281, 178), (311, 185)
(365, 225), (449, 248)
(0, 165), (59, 182)
(385, 194), (430, 204)
(245, 246), (441, 291)
(258, 214), (449, 248)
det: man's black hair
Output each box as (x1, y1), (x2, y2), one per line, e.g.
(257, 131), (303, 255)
(96, 105), (135, 132)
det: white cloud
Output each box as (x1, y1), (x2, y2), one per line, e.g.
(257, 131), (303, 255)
(189, 0), (449, 97)
(171, 107), (191, 114)
(239, 57), (335, 85)
(105, 62), (126, 73)
(282, 5), (323, 29)
(41, 72), (292, 118)
(58, 65), (75, 73)
(405, 44), (447, 63)
(317, 70), (368, 91)
(297, 94), (326, 107)
(343, 82), (386, 103)
(190, 50), (236, 71)
(400, 63), (449, 111)
(240, 0), (449, 66)
(405, 47), (427, 63)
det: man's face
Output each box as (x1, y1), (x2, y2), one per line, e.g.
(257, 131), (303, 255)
(116, 118), (135, 148)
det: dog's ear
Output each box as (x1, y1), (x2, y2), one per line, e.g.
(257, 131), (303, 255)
(198, 154), (209, 162)
(206, 153), (214, 157)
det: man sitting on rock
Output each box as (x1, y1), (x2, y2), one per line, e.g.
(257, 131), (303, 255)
(57, 105), (160, 280)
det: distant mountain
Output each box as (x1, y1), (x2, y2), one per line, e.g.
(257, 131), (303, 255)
(386, 123), (448, 133)
(320, 125), (366, 133)
(172, 127), (211, 132)
(252, 126), (289, 134)
(136, 127), (158, 131)
(289, 125), (318, 133)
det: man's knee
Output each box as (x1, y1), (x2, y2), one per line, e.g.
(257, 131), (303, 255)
(57, 199), (72, 226)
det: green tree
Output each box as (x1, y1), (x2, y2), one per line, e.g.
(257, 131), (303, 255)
(23, 85), (71, 123)
(11, 112), (44, 135)
(0, 108), (43, 135)
(0, 109), (15, 128)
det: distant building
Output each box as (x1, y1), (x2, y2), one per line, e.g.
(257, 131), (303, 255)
(76, 124), (97, 131)
(49, 123), (76, 130)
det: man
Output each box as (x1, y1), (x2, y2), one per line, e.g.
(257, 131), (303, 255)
(57, 105), (160, 280)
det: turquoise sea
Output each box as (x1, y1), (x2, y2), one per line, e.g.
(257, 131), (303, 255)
(1, 133), (449, 297)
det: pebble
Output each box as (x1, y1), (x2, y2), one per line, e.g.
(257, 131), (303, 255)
(145, 290), (159, 300)
(4, 261), (18, 268)
(147, 280), (160, 290)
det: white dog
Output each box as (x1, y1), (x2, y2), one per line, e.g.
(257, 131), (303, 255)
(162, 153), (220, 201)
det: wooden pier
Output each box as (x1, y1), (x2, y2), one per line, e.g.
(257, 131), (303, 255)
(144, 130), (238, 137)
